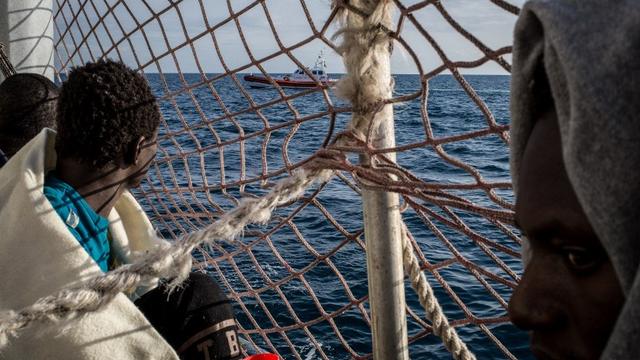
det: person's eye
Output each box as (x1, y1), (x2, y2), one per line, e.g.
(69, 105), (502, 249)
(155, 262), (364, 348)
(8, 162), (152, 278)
(561, 246), (602, 272)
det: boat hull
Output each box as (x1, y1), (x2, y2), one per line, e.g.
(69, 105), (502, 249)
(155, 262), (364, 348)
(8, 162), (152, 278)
(243, 74), (336, 89)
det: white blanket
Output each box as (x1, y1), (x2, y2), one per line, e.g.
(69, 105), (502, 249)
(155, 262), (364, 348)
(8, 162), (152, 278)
(0, 129), (178, 359)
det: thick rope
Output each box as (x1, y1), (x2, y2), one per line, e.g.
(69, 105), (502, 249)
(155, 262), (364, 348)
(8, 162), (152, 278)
(0, 168), (333, 346)
(0, 42), (17, 78)
(402, 225), (476, 360)
(335, 1), (475, 358)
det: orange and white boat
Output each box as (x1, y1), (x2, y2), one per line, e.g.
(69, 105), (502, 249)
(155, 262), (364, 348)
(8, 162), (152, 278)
(244, 51), (337, 89)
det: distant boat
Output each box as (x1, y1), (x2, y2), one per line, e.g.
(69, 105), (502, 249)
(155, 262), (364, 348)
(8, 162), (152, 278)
(243, 51), (338, 89)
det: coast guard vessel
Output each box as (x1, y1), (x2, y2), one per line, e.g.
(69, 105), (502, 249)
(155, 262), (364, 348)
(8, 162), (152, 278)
(243, 51), (337, 89)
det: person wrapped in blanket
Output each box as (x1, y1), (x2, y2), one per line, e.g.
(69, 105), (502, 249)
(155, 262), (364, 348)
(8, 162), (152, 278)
(0, 60), (241, 360)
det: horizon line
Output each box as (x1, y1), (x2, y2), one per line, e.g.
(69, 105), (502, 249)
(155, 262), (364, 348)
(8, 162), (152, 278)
(142, 72), (511, 76)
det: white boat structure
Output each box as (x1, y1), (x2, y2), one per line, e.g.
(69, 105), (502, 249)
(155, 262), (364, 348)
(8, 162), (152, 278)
(243, 51), (338, 89)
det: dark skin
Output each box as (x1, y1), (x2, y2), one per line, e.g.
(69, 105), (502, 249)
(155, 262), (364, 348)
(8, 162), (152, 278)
(55, 132), (158, 217)
(508, 106), (625, 359)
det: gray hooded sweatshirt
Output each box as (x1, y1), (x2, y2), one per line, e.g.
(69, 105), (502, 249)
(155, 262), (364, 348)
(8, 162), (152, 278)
(510, 0), (640, 358)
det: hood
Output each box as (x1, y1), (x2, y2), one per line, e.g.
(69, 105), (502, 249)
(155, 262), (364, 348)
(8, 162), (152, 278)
(509, 1), (640, 358)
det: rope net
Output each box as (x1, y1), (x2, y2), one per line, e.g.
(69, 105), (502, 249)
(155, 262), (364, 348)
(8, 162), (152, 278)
(52, 0), (524, 358)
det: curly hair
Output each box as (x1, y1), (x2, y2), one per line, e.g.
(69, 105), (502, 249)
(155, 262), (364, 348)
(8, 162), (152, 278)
(0, 73), (58, 157)
(56, 59), (160, 168)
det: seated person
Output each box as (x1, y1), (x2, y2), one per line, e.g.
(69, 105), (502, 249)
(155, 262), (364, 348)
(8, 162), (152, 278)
(0, 60), (240, 360)
(136, 272), (242, 360)
(0, 73), (58, 167)
(507, 1), (639, 359)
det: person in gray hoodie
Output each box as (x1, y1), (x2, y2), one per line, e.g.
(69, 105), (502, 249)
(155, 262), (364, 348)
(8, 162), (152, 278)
(507, 0), (640, 359)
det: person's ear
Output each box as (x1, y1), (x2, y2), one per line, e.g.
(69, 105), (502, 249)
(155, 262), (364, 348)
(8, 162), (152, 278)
(133, 136), (147, 165)
(123, 136), (146, 166)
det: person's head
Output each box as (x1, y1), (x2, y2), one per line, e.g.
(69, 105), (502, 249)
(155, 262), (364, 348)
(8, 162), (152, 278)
(508, 1), (640, 359)
(0, 73), (58, 157)
(509, 88), (625, 359)
(56, 59), (160, 187)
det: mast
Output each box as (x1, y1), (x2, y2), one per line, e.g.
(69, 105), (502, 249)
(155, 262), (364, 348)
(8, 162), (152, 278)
(0, 0), (55, 81)
(355, 1), (409, 358)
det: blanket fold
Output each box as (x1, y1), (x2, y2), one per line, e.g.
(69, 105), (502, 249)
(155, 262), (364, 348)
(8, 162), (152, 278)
(0, 129), (178, 359)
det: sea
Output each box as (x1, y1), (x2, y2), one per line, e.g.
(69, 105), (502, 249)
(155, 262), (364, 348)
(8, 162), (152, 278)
(140, 74), (533, 359)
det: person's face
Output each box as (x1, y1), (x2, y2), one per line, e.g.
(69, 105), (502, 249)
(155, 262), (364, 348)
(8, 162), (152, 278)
(508, 107), (624, 359)
(127, 130), (158, 188)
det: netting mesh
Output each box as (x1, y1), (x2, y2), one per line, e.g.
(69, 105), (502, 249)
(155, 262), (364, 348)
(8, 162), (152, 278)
(53, 0), (524, 358)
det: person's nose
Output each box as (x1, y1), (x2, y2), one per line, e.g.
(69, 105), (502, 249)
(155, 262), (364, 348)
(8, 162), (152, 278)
(508, 260), (564, 331)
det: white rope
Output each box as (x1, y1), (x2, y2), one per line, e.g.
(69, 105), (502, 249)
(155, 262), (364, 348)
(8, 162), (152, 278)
(0, 168), (333, 346)
(332, 0), (394, 138)
(401, 225), (476, 360)
(0, 2), (475, 359)
(335, 0), (475, 358)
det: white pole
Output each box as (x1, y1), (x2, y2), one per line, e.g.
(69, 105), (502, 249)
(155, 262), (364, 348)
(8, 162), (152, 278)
(0, 0), (54, 81)
(361, 116), (409, 358)
(335, 0), (408, 355)
(358, 2), (409, 358)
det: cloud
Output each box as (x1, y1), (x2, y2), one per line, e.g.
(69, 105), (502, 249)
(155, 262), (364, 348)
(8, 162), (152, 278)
(56, 0), (523, 75)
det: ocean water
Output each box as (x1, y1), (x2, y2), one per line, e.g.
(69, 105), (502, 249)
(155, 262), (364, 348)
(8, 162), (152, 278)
(140, 74), (532, 359)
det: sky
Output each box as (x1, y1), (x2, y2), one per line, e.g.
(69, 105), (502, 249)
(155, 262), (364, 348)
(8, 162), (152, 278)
(61, 0), (526, 75)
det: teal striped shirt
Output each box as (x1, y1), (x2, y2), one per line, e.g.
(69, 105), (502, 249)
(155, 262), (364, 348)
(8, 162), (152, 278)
(43, 173), (111, 272)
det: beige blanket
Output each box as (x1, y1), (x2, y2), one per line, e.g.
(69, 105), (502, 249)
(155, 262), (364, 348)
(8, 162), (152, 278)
(0, 129), (178, 359)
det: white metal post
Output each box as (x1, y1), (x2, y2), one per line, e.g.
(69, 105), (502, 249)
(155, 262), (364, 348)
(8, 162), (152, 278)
(0, 0), (55, 81)
(361, 119), (409, 359)
(360, 3), (409, 357)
